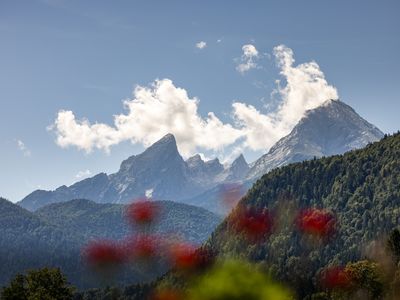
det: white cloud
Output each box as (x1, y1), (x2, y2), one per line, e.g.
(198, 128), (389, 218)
(236, 44), (259, 74)
(75, 169), (92, 179)
(16, 140), (31, 157)
(52, 79), (243, 157)
(51, 45), (338, 157)
(233, 44), (339, 150)
(196, 41), (207, 49)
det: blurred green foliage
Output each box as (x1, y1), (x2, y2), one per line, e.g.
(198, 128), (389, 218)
(186, 260), (292, 300)
(1, 268), (74, 300)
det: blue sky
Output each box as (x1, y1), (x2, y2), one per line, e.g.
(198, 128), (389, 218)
(1, 0), (399, 202)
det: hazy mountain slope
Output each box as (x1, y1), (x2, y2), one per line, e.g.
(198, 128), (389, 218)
(206, 133), (400, 297)
(36, 199), (222, 244)
(0, 197), (83, 288)
(0, 197), (221, 288)
(19, 135), (249, 211)
(246, 100), (384, 179)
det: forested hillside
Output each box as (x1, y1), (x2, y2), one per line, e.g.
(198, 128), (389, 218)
(0, 198), (84, 288)
(0, 198), (221, 289)
(205, 133), (399, 297)
(36, 199), (220, 243)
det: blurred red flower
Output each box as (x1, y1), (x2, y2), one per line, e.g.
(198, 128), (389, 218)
(126, 199), (160, 225)
(234, 207), (273, 242)
(320, 266), (351, 290)
(151, 289), (183, 300)
(296, 208), (336, 238)
(168, 242), (201, 270)
(125, 234), (160, 261)
(83, 240), (125, 267)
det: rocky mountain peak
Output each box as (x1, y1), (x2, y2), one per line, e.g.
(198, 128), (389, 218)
(246, 99), (384, 180)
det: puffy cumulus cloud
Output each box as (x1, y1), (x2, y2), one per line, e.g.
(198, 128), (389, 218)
(232, 103), (281, 150)
(196, 41), (207, 49)
(236, 44), (259, 74)
(51, 45), (338, 158)
(52, 79), (243, 157)
(233, 44), (339, 150)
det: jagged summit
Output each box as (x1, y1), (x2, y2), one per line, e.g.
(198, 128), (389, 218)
(150, 133), (177, 149)
(246, 99), (384, 179)
(232, 154), (247, 166)
(186, 154), (203, 168)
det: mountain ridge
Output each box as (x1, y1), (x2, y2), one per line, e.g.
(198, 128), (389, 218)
(246, 99), (384, 179)
(19, 100), (383, 212)
(0, 197), (221, 288)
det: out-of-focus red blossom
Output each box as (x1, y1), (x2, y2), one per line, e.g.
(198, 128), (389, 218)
(168, 242), (205, 270)
(320, 266), (352, 290)
(234, 207), (273, 242)
(83, 240), (125, 267)
(126, 199), (160, 225)
(296, 208), (336, 238)
(151, 289), (184, 300)
(219, 183), (245, 210)
(124, 234), (160, 261)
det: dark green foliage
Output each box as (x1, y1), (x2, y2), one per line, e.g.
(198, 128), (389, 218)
(0, 274), (27, 300)
(1, 268), (74, 300)
(0, 197), (84, 290)
(386, 228), (400, 263)
(74, 282), (154, 300)
(0, 198), (220, 289)
(344, 260), (385, 299)
(206, 133), (400, 297)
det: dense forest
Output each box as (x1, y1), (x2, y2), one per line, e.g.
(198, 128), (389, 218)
(204, 132), (400, 298)
(0, 198), (220, 289)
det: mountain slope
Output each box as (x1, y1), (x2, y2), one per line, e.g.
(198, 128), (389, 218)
(110, 134), (192, 202)
(0, 198), (83, 288)
(183, 100), (384, 214)
(19, 135), (248, 211)
(36, 199), (222, 244)
(206, 132), (400, 297)
(246, 100), (384, 179)
(0, 198), (221, 288)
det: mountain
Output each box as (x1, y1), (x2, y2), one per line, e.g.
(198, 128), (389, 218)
(205, 133), (400, 298)
(187, 100), (384, 214)
(225, 154), (250, 181)
(246, 99), (384, 179)
(0, 197), (83, 288)
(19, 135), (248, 211)
(0, 198), (221, 288)
(19, 100), (382, 212)
(186, 155), (224, 187)
(36, 198), (221, 244)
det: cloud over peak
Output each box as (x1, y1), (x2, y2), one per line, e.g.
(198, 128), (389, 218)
(51, 45), (338, 158)
(52, 79), (242, 157)
(232, 44), (339, 150)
